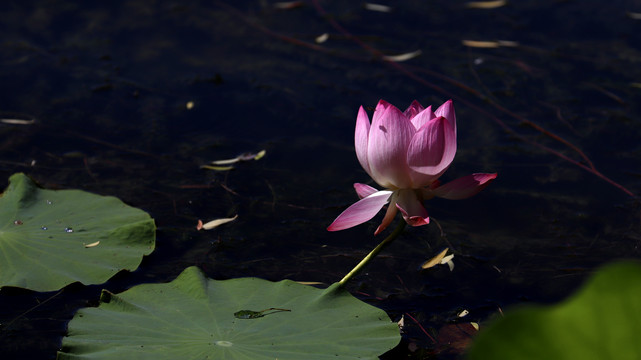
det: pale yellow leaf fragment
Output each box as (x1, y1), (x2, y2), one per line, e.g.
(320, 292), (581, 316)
(421, 248), (449, 269)
(316, 33), (329, 44)
(200, 215), (238, 230)
(471, 322), (480, 330)
(383, 50), (422, 62)
(84, 241), (100, 248)
(200, 165), (234, 171)
(465, 0), (507, 9)
(296, 281), (326, 285)
(253, 149), (267, 160)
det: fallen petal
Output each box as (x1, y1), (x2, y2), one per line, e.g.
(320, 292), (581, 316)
(210, 158), (241, 165)
(364, 3), (392, 12)
(315, 33), (329, 43)
(201, 215), (238, 230)
(383, 50), (422, 62)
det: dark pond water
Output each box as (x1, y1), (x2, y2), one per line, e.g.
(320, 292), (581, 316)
(1, 0), (641, 358)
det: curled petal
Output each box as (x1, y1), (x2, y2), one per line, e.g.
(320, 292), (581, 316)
(355, 106), (372, 177)
(407, 116), (457, 185)
(395, 189), (429, 227)
(354, 183), (378, 199)
(434, 99), (456, 135)
(431, 173), (497, 200)
(327, 190), (394, 231)
(374, 191), (400, 235)
(403, 100), (425, 120)
(368, 104), (415, 188)
(410, 105), (435, 131)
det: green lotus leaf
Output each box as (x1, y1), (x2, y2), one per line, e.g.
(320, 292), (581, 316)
(57, 266), (401, 359)
(0, 173), (155, 291)
(467, 260), (641, 360)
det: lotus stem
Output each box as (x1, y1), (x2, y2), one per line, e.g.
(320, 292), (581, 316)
(338, 221), (407, 287)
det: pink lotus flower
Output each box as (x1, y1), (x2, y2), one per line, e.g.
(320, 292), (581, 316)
(328, 99), (496, 235)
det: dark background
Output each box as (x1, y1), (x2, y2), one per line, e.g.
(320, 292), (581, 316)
(1, 0), (641, 358)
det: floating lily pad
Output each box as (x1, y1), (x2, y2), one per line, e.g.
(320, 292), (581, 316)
(0, 173), (155, 291)
(468, 261), (641, 360)
(58, 266), (400, 359)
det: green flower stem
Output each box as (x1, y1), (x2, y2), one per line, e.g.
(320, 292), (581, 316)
(338, 221), (407, 287)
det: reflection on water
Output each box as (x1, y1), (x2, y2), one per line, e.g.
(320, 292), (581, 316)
(1, 0), (641, 358)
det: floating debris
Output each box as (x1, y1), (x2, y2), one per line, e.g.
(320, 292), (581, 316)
(1, 118), (35, 125)
(627, 11), (641, 20)
(84, 241), (100, 248)
(315, 33), (329, 44)
(199, 165), (234, 171)
(421, 248), (455, 271)
(465, 0), (507, 9)
(234, 308), (291, 319)
(273, 1), (304, 9)
(462, 39), (518, 48)
(186, 101), (194, 110)
(364, 3), (392, 12)
(197, 215), (238, 230)
(421, 248), (449, 269)
(202, 150), (266, 171)
(383, 50), (422, 62)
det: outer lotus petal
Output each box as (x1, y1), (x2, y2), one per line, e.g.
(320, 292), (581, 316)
(431, 173), (497, 200)
(374, 191), (399, 235)
(327, 190), (393, 231)
(367, 104), (415, 188)
(407, 116), (457, 185)
(354, 183), (378, 199)
(409, 105), (434, 131)
(372, 99), (392, 125)
(434, 99), (456, 135)
(403, 100), (424, 120)
(395, 189), (429, 227)
(355, 106), (372, 177)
